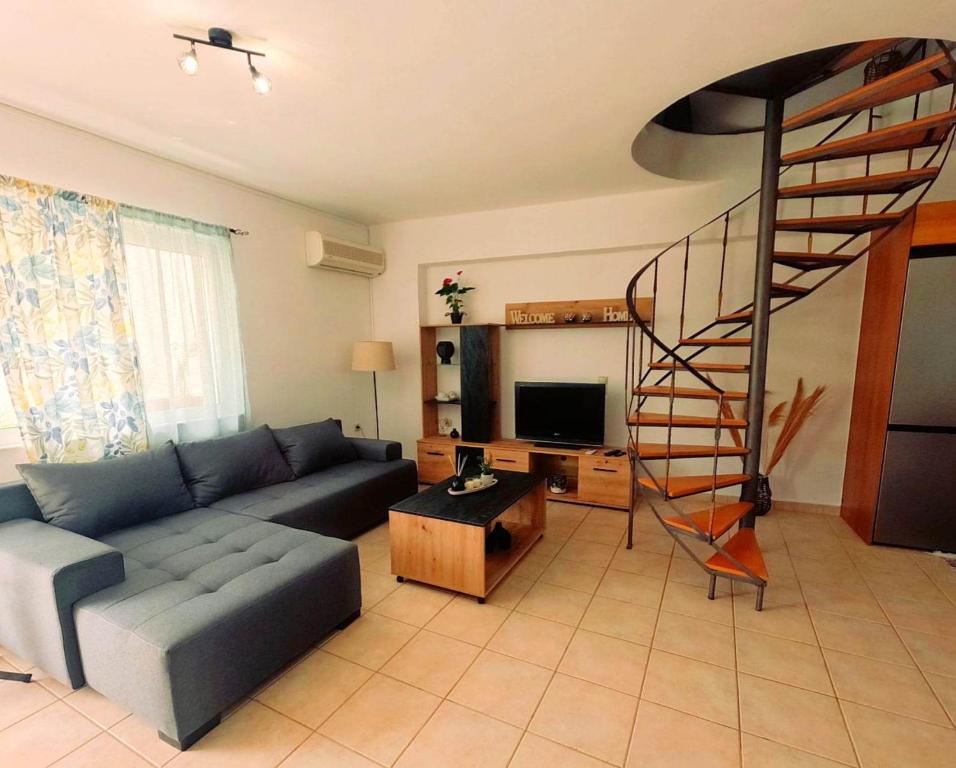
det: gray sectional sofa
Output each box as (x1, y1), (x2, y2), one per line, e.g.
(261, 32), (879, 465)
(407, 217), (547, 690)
(0, 419), (417, 749)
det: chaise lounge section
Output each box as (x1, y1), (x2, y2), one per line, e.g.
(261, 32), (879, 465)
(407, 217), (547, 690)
(0, 419), (417, 749)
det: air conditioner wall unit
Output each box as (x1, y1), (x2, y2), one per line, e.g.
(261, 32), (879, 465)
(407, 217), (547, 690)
(306, 231), (385, 276)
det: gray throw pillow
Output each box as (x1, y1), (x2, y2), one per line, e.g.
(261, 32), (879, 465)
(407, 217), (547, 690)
(175, 425), (295, 506)
(18, 442), (195, 538)
(272, 419), (358, 477)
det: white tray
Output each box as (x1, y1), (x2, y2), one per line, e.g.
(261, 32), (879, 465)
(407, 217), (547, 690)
(447, 478), (498, 496)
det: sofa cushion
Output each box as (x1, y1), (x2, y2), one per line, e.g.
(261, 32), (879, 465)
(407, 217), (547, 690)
(175, 425), (295, 506)
(271, 419), (358, 478)
(210, 458), (418, 539)
(17, 443), (195, 538)
(73, 508), (360, 742)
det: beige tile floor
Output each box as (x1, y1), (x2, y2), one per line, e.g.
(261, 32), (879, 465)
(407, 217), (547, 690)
(2, 501), (956, 767)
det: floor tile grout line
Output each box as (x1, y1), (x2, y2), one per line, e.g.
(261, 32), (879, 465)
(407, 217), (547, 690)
(848, 544), (956, 732)
(510, 506), (638, 767)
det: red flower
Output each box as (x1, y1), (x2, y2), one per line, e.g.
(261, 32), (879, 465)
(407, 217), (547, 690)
(442, 277), (453, 286)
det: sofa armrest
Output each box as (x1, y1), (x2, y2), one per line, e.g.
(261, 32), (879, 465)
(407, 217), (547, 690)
(0, 519), (125, 688)
(349, 437), (403, 462)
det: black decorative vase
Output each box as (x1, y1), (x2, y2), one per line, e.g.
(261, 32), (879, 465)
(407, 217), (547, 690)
(436, 341), (455, 364)
(485, 522), (512, 553)
(755, 474), (773, 516)
(451, 476), (466, 493)
(450, 310), (464, 325)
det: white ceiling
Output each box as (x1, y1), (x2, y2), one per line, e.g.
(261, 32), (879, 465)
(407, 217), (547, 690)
(0, 1), (952, 223)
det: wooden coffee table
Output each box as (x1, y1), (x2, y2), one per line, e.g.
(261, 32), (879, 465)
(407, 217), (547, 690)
(389, 471), (546, 602)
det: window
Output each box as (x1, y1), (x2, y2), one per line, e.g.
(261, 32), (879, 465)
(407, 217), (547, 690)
(119, 206), (247, 443)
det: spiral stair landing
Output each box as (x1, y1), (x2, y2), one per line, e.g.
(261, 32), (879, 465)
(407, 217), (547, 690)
(624, 39), (956, 610)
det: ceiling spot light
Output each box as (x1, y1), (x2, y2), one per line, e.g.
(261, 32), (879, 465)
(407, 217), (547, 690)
(178, 43), (199, 75)
(172, 28), (270, 94)
(249, 57), (272, 95)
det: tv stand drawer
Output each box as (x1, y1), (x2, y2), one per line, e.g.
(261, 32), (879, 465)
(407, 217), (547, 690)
(417, 442), (455, 484)
(578, 455), (630, 507)
(485, 447), (531, 472)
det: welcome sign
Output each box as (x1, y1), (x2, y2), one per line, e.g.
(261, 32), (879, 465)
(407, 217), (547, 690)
(504, 297), (653, 328)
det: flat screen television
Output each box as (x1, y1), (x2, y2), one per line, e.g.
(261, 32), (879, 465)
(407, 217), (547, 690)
(514, 381), (606, 448)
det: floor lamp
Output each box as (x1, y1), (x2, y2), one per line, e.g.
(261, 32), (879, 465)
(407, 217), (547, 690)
(352, 341), (396, 439)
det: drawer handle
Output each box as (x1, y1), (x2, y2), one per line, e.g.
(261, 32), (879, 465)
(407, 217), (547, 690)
(592, 467), (618, 473)
(495, 458), (518, 464)
(425, 451), (444, 457)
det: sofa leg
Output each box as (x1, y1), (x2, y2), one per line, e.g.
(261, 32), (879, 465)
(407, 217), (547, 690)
(337, 609), (361, 630)
(158, 714), (221, 751)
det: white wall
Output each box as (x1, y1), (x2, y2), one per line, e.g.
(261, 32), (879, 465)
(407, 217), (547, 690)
(0, 105), (376, 481)
(371, 149), (956, 507)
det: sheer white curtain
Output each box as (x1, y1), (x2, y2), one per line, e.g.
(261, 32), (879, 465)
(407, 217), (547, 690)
(119, 206), (247, 443)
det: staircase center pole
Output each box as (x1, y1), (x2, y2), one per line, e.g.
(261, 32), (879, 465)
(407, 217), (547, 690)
(741, 96), (784, 527)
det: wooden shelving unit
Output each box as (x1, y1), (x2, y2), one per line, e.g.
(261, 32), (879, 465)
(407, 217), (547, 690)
(420, 324), (501, 441)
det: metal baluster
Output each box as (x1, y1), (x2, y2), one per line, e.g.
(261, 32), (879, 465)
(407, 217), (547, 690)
(717, 212), (729, 319)
(863, 107), (875, 214)
(710, 393), (724, 543)
(678, 237), (690, 341)
(907, 91), (922, 170)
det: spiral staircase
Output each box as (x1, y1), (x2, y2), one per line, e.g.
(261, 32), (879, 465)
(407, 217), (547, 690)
(624, 38), (956, 610)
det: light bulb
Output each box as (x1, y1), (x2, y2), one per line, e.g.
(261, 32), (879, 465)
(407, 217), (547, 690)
(250, 65), (272, 95)
(178, 44), (199, 75)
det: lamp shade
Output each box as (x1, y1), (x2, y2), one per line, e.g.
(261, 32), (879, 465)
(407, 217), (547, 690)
(351, 341), (396, 372)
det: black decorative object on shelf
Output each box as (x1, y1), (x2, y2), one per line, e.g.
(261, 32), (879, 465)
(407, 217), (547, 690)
(450, 476), (466, 493)
(755, 474), (773, 516)
(548, 474), (568, 494)
(485, 522), (512, 552)
(449, 427), (460, 439)
(450, 310), (464, 325)
(436, 341), (455, 364)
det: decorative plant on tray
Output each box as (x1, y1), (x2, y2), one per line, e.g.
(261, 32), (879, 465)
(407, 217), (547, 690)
(436, 270), (475, 324)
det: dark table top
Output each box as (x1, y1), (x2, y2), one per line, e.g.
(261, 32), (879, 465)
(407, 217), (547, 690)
(390, 470), (543, 527)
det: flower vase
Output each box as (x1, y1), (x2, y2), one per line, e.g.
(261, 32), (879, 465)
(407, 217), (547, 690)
(755, 474), (773, 516)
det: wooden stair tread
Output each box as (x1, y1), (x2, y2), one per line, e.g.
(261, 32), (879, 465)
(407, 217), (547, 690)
(705, 528), (768, 581)
(782, 109), (956, 165)
(637, 443), (748, 459)
(778, 168), (940, 199)
(636, 385), (747, 400)
(715, 310), (753, 324)
(638, 473), (750, 499)
(776, 211), (906, 234)
(663, 502), (753, 539)
(679, 337), (752, 347)
(629, 412), (748, 428)
(773, 251), (857, 270)
(784, 51), (955, 132)
(812, 40), (906, 85)
(771, 281), (810, 297)
(649, 361), (749, 373)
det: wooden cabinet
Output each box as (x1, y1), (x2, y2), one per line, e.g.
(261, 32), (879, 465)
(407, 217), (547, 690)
(484, 446), (531, 472)
(416, 442), (455, 484)
(416, 437), (632, 510)
(577, 455), (630, 508)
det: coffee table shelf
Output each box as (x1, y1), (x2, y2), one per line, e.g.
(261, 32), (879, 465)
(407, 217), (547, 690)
(389, 471), (546, 601)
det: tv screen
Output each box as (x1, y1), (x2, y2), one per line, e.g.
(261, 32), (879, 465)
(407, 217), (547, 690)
(514, 382), (606, 447)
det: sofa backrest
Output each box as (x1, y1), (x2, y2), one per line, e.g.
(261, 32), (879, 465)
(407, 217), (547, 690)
(0, 481), (42, 524)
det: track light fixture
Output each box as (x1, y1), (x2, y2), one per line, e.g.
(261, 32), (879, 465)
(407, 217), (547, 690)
(173, 28), (271, 95)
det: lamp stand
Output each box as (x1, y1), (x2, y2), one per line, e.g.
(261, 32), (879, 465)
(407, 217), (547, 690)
(372, 371), (380, 439)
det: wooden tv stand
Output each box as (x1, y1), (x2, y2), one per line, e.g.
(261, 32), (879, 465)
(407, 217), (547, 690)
(416, 436), (632, 510)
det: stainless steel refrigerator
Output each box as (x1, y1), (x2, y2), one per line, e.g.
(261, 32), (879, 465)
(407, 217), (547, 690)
(873, 251), (956, 551)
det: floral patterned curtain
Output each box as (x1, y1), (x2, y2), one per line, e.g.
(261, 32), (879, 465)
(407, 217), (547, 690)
(0, 175), (148, 462)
